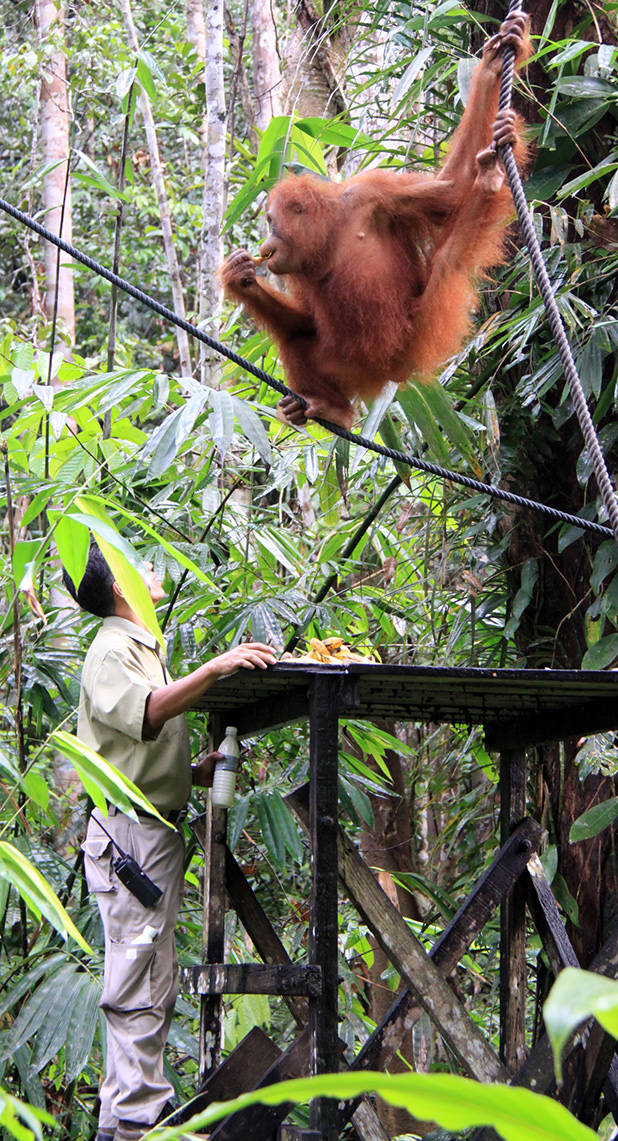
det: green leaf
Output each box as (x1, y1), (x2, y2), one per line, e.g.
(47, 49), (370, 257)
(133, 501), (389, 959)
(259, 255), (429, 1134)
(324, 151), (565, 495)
(0, 955), (66, 1022)
(581, 633), (618, 670)
(20, 488), (54, 528)
(544, 967), (618, 1083)
(142, 393), (207, 477)
(266, 789), (303, 862)
(64, 976), (101, 1081)
(0, 845), (91, 954)
(208, 389), (235, 462)
(52, 730), (172, 827)
(22, 771), (49, 811)
(0, 1086), (55, 1141)
(73, 497), (163, 645)
(136, 53), (157, 101)
(254, 793), (286, 865)
(148, 1070), (597, 1141)
(378, 411), (413, 483)
(397, 385), (449, 465)
(28, 970), (86, 1074)
(554, 76), (617, 98)
(49, 510), (90, 589)
(570, 795), (618, 843)
(232, 397), (273, 465)
(411, 378), (474, 462)
(0, 965), (76, 1061)
(12, 540), (41, 591)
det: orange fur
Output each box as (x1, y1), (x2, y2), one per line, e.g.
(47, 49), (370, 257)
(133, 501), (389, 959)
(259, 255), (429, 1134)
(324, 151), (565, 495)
(221, 20), (530, 429)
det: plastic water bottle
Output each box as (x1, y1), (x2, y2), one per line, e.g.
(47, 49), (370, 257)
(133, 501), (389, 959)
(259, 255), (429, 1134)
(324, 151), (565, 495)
(211, 726), (240, 809)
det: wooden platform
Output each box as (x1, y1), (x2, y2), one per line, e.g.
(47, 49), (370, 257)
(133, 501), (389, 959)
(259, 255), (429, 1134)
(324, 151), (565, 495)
(192, 661), (618, 746)
(186, 663), (618, 1140)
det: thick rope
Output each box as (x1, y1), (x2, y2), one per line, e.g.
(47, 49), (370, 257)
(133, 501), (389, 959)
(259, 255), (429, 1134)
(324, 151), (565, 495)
(0, 188), (612, 540)
(497, 1), (618, 541)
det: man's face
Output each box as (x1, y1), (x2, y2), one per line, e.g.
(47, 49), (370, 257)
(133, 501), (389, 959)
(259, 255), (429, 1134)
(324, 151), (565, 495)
(142, 562), (165, 603)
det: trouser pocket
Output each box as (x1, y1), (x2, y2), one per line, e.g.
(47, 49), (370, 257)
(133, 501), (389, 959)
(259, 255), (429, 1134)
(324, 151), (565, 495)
(82, 834), (116, 894)
(101, 940), (156, 1011)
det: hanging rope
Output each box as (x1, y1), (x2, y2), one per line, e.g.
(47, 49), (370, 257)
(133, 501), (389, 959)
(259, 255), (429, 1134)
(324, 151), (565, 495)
(497, 1), (618, 541)
(0, 19), (615, 543)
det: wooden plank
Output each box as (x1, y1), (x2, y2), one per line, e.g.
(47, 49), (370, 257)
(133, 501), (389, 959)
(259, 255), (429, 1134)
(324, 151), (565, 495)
(210, 1027), (311, 1141)
(229, 689), (310, 736)
(225, 846), (308, 1027)
(288, 783), (511, 1083)
(181, 963), (322, 996)
(524, 852), (579, 975)
(308, 674), (341, 1141)
(352, 817), (543, 1077)
(279, 1130), (321, 1141)
(199, 794), (228, 1082)
(337, 823), (507, 1080)
(350, 1098), (391, 1141)
(499, 748), (528, 1075)
(163, 1026), (281, 1125)
(471, 916), (618, 1140)
(485, 697), (618, 750)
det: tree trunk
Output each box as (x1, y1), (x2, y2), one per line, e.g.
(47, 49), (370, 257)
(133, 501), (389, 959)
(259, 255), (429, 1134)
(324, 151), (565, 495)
(199, 0), (226, 387)
(280, 0), (347, 124)
(121, 0), (193, 378)
(250, 0), (282, 132)
(36, 0), (75, 347)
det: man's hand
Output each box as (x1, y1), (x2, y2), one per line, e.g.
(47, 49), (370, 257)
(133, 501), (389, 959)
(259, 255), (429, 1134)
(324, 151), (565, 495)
(144, 642), (277, 737)
(192, 752), (222, 788)
(212, 642), (277, 680)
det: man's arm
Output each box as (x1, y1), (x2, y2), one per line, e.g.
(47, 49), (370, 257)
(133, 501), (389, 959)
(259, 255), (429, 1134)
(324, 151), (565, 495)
(143, 642), (276, 737)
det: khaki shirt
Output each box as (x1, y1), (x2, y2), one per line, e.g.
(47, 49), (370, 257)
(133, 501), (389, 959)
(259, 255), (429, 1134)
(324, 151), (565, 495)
(77, 616), (192, 813)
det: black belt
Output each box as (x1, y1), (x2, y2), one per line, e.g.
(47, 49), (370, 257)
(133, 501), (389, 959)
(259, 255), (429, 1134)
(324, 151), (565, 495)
(107, 804), (187, 825)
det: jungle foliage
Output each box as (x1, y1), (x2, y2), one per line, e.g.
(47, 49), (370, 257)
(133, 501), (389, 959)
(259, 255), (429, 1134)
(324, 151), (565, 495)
(0, 0), (617, 1137)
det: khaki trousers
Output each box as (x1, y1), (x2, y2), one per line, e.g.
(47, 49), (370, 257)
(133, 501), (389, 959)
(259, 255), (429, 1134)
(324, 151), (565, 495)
(83, 812), (185, 1130)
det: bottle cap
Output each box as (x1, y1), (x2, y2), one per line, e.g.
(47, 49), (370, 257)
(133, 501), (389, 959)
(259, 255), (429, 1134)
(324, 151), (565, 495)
(225, 726), (237, 736)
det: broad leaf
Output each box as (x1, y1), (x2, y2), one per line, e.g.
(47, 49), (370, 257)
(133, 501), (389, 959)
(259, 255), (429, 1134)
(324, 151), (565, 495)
(53, 730), (172, 827)
(0, 845), (91, 954)
(570, 795), (618, 842)
(149, 1070), (596, 1141)
(544, 967), (618, 1082)
(49, 510), (90, 589)
(73, 498), (163, 645)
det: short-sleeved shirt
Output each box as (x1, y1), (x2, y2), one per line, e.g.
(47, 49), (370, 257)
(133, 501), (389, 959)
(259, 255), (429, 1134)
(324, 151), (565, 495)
(77, 616), (192, 813)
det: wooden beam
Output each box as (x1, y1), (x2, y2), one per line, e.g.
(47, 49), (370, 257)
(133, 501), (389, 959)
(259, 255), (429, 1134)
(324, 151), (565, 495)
(350, 817), (543, 1079)
(525, 852), (579, 975)
(199, 792), (228, 1082)
(181, 963), (322, 996)
(287, 784), (507, 1083)
(163, 1027), (281, 1126)
(485, 698), (618, 750)
(499, 748), (528, 1075)
(229, 689), (310, 736)
(308, 674), (341, 1141)
(471, 913), (618, 1140)
(225, 847), (309, 1027)
(209, 1027), (311, 1141)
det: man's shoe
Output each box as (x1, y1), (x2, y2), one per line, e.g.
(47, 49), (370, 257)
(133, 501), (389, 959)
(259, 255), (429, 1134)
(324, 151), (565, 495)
(95, 1132), (116, 1141)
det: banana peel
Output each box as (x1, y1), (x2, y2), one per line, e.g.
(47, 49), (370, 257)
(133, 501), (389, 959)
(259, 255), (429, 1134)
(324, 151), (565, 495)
(306, 636), (379, 664)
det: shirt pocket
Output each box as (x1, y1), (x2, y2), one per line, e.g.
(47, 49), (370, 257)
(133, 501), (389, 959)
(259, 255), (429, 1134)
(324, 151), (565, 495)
(101, 939), (155, 1011)
(82, 835), (116, 894)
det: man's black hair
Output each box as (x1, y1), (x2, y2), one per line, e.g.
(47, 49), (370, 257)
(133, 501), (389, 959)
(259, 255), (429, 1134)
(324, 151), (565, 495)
(62, 541), (116, 618)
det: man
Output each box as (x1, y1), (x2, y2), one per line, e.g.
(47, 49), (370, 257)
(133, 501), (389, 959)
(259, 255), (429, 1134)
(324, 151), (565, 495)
(63, 542), (276, 1141)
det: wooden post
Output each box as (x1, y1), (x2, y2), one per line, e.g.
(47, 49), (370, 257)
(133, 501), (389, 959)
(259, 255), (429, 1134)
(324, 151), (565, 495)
(199, 714), (227, 1084)
(499, 747), (527, 1074)
(308, 675), (340, 1141)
